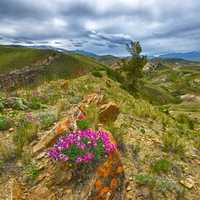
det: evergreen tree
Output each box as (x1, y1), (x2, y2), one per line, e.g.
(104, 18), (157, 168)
(122, 41), (147, 92)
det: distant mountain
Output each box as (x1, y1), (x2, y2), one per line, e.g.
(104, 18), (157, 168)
(71, 50), (98, 57)
(69, 50), (121, 66)
(158, 51), (200, 61)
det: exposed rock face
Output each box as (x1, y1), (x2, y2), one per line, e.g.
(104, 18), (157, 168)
(0, 66), (47, 90)
(0, 55), (59, 90)
(33, 119), (71, 154)
(9, 94), (126, 200)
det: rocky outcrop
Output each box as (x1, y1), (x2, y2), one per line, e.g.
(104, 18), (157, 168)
(30, 94), (126, 199)
(0, 66), (47, 90)
(0, 55), (59, 90)
(8, 93), (126, 200)
(32, 119), (71, 154)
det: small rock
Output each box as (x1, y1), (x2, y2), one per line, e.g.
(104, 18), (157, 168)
(180, 177), (195, 189)
(129, 177), (133, 181)
(16, 160), (23, 168)
(9, 128), (14, 132)
(126, 186), (132, 192)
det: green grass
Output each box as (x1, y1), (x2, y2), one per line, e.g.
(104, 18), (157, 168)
(141, 83), (181, 105)
(0, 45), (106, 78)
(144, 60), (200, 105)
(162, 132), (186, 157)
(46, 53), (105, 79)
(13, 118), (38, 157)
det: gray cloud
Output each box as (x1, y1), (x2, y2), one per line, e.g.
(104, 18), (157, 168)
(0, 0), (200, 55)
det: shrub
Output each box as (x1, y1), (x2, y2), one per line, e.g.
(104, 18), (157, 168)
(48, 129), (117, 166)
(0, 160), (4, 171)
(28, 96), (47, 109)
(106, 68), (123, 83)
(92, 70), (103, 78)
(151, 159), (171, 173)
(135, 173), (185, 198)
(0, 115), (12, 130)
(6, 97), (28, 110)
(175, 113), (195, 130)
(76, 119), (90, 130)
(135, 174), (156, 188)
(13, 119), (38, 157)
(162, 132), (185, 157)
(38, 112), (57, 129)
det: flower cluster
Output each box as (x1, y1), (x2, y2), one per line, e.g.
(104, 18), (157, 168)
(48, 129), (117, 164)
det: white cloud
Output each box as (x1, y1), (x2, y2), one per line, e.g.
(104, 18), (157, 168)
(0, 0), (200, 55)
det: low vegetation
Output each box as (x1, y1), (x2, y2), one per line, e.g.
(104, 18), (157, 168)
(13, 118), (38, 157)
(162, 132), (186, 157)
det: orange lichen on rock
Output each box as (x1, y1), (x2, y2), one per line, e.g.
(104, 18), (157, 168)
(95, 180), (103, 190)
(116, 165), (124, 174)
(88, 150), (126, 200)
(54, 119), (70, 135)
(110, 178), (118, 189)
(97, 155), (113, 177)
(100, 187), (111, 195)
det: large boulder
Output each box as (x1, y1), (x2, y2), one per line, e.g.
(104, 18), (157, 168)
(99, 102), (120, 124)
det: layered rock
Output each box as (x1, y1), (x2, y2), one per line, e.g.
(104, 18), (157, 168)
(11, 93), (126, 200)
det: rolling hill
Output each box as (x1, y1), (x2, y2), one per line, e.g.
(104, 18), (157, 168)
(0, 45), (106, 89)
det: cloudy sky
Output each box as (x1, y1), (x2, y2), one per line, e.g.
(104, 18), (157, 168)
(0, 0), (200, 56)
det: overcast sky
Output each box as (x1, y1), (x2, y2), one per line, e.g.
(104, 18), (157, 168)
(0, 0), (200, 56)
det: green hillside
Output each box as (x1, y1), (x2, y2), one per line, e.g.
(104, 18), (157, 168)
(1, 72), (200, 199)
(0, 45), (55, 74)
(0, 45), (105, 75)
(0, 46), (200, 199)
(0, 45), (107, 89)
